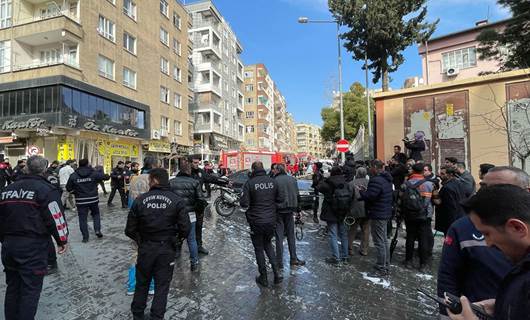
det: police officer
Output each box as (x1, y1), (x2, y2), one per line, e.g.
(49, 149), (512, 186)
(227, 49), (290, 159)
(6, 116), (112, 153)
(108, 160), (127, 208)
(240, 161), (284, 287)
(0, 155), (69, 320)
(66, 159), (109, 242)
(125, 168), (190, 320)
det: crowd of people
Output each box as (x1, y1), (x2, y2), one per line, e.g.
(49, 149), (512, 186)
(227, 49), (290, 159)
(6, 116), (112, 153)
(0, 134), (529, 319)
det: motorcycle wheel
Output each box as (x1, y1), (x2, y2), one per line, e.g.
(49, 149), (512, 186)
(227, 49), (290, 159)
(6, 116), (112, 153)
(214, 197), (236, 217)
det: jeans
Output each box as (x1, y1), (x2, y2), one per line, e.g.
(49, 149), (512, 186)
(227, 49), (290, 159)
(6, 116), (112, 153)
(249, 223), (278, 276)
(405, 218), (433, 265)
(371, 219), (390, 271)
(275, 211), (298, 264)
(77, 203), (101, 240)
(327, 221), (348, 260)
(348, 217), (370, 255)
(2, 237), (48, 320)
(187, 217), (198, 264)
(132, 241), (176, 320)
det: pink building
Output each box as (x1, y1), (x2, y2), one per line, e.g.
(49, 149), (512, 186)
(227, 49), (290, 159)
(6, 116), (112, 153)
(418, 19), (508, 85)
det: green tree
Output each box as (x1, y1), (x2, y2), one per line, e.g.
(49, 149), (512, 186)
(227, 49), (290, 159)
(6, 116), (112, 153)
(321, 82), (370, 142)
(328, 0), (437, 91)
(477, 0), (530, 70)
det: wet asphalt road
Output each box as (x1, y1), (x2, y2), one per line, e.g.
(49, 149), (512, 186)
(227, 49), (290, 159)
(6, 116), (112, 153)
(0, 194), (442, 320)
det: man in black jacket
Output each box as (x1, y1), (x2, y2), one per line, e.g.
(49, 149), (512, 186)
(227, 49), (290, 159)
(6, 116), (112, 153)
(190, 156), (227, 255)
(435, 166), (467, 236)
(125, 168), (190, 320)
(11, 159), (26, 181)
(272, 163), (305, 269)
(311, 162), (324, 224)
(449, 184), (530, 320)
(108, 161), (127, 208)
(0, 155), (68, 320)
(169, 158), (207, 271)
(66, 159), (109, 242)
(241, 161), (284, 287)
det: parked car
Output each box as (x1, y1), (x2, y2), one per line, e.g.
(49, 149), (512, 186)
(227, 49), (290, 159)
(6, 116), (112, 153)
(226, 170), (314, 210)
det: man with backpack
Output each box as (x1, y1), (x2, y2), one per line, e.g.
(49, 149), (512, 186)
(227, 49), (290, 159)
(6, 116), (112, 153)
(400, 163), (435, 272)
(316, 166), (353, 264)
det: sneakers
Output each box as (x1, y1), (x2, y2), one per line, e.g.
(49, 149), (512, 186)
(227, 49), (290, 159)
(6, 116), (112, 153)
(127, 288), (135, 296)
(255, 274), (268, 287)
(198, 246), (209, 255)
(95, 232), (103, 238)
(148, 289), (155, 295)
(82, 238), (89, 243)
(107, 203), (114, 207)
(190, 262), (199, 272)
(325, 257), (340, 265)
(290, 259), (306, 267)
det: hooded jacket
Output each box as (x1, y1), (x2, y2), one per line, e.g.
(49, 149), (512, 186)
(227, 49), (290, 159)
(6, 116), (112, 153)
(316, 173), (349, 223)
(360, 171), (394, 220)
(66, 166), (108, 206)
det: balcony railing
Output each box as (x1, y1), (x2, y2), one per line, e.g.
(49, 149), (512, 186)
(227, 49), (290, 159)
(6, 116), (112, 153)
(16, 10), (79, 26)
(11, 59), (79, 72)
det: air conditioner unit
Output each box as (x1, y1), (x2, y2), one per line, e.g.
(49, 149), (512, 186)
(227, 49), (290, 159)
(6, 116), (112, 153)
(446, 68), (460, 77)
(160, 129), (168, 137)
(152, 129), (161, 140)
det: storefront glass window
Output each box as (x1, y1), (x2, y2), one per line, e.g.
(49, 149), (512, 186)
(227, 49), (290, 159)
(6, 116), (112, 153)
(8, 91), (15, 115)
(81, 92), (91, 117)
(72, 89), (81, 114)
(62, 86), (72, 113)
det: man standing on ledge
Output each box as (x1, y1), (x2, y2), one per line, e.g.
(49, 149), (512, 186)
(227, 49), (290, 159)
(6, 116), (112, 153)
(241, 161), (284, 287)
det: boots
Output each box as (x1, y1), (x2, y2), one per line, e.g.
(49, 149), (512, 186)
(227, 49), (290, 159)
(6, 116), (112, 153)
(255, 274), (268, 287)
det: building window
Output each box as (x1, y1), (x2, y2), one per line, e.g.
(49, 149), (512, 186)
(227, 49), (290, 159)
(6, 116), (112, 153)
(123, 67), (136, 89)
(0, 40), (10, 72)
(245, 84), (253, 92)
(160, 86), (169, 104)
(161, 116), (169, 131)
(98, 15), (115, 42)
(174, 120), (182, 135)
(173, 92), (182, 109)
(246, 97), (253, 105)
(442, 47), (477, 72)
(160, 27), (169, 46)
(246, 125), (255, 133)
(173, 11), (181, 30)
(123, 0), (136, 20)
(173, 65), (182, 82)
(244, 71), (253, 78)
(39, 49), (61, 64)
(160, 0), (168, 17)
(107, 0), (116, 4)
(123, 32), (136, 54)
(98, 55), (114, 80)
(173, 38), (182, 56)
(0, 0), (12, 29)
(246, 111), (254, 119)
(160, 57), (169, 75)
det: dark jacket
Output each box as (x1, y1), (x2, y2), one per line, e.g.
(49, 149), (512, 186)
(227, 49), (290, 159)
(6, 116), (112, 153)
(240, 169), (283, 225)
(169, 172), (206, 213)
(404, 139), (426, 161)
(389, 163), (408, 190)
(311, 169), (324, 189)
(437, 216), (512, 315)
(125, 185), (190, 243)
(110, 166), (127, 188)
(350, 177), (368, 219)
(391, 152), (407, 165)
(360, 171), (394, 220)
(66, 166), (109, 206)
(494, 253), (530, 320)
(0, 175), (68, 245)
(435, 178), (467, 234)
(12, 164), (25, 181)
(458, 170), (476, 198)
(191, 167), (227, 192)
(343, 160), (356, 182)
(316, 174), (350, 223)
(274, 172), (299, 213)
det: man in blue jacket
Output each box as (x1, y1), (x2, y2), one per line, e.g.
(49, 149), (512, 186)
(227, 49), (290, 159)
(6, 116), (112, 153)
(360, 159), (394, 276)
(66, 159), (109, 242)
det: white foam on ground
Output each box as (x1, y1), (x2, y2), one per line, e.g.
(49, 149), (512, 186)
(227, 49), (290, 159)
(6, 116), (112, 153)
(235, 285), (250, 292)
(360, 272), (391, 289)
(415, 273), (433, 280)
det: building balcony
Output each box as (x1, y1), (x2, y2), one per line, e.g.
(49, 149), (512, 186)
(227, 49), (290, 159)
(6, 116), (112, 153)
(195, 82), (222, 97)
(8, 13), (82, 41)
(196, 61), (222, 77)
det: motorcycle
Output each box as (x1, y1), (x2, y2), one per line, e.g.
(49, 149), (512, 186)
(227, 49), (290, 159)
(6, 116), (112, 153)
(214, 185), (241, 217)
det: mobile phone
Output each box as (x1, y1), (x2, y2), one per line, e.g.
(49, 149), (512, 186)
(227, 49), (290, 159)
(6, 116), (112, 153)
(417, 289), (494, 320)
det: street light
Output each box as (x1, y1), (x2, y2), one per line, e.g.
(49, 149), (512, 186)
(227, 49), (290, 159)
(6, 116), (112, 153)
(298, 17), (346, 163)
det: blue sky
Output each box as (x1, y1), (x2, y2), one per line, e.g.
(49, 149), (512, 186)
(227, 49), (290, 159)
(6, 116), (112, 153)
(197, 0), (512, 125)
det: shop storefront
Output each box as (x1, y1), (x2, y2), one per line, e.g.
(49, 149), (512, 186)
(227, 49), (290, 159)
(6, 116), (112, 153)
(0, 76), (150, 172)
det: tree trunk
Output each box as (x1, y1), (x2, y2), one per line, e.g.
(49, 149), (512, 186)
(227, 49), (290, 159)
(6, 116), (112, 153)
(382, 68), (389, 92)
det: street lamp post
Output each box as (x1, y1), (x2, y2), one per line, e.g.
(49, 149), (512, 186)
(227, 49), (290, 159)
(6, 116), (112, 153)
(298, 17), (346, 163)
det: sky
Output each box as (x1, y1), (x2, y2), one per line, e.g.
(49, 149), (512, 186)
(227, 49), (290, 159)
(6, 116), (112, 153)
(191, 0), (512, 126)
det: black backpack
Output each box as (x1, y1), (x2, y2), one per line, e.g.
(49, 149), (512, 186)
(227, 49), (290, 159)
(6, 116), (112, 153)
(332, 183), (353, 214)
(400, 180), (428, 221)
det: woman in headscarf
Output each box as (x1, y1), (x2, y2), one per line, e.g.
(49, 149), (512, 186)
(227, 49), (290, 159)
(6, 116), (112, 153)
(404, 131), (426, 162)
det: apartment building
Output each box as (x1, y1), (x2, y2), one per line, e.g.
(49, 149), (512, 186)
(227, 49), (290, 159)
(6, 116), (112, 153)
(286, 113), (297, 153)
(0, 0), (192, 172)
(273, 85), (291, 153)
(418, 19), (508, 85)
(242, 63), (276, 152)
(296, 123), (324, 159)
(186, 0), (244, 161)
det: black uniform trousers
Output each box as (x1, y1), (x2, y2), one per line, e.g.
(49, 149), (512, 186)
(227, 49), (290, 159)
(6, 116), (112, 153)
(132, 241), (176, 320)
(275, 212), (298, 264)
(312, 191), (319, 219)
(77, 203), (101, 240)
(47, 237), (56, 266)
(108, 186), (127, 207)
(195, 207), (205, 247)
(404, 218), (433, 265)
(1, 236), (49, 320)
(249, 223), (278, 276)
